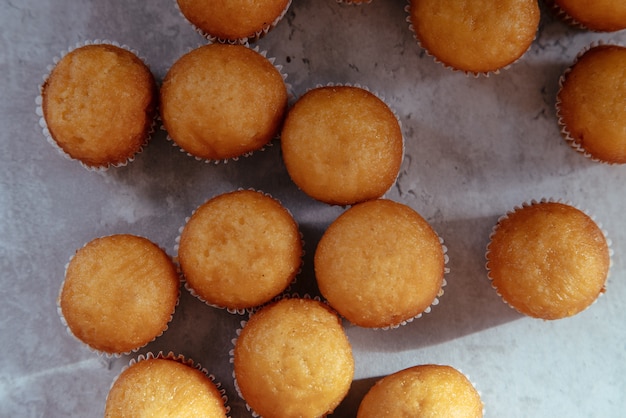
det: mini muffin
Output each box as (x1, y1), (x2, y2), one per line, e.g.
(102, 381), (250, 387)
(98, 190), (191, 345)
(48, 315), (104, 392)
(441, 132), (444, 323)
(178, 190), (302, 311)
(314, 199), (446, 328)
(407, 0), (540, 75)
(550, 0), (626, 32)
(40, 43), (157, 168)
(160, 44), (288, 161)
(233, 297), (354, 418)
(177, 0), (291, 43)
(357, 365), (483, 418)
(58, 234), (179, 355)
(105, 353), (228, 417)
(486, 201), (610, 320)
(556, 44), (626, 164)
(280, 85), (403, 206)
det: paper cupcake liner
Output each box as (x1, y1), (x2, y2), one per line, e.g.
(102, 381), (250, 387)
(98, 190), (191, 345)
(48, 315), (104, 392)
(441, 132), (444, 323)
(175, 188), (304, 315)
(377, 235), (449, 330)
(404, 3), (535, 77)
(555, 41), (624, 164)
(108, 351), (231, 418)
(57, 235), (181, 357)
(485, 198), (613, 316)
(228, 293), (328, 417)
(162, 43), (292, 164)
(544, 0), (590, 31)
(36, 39), (158, 171)
(174, 0), (292, 45)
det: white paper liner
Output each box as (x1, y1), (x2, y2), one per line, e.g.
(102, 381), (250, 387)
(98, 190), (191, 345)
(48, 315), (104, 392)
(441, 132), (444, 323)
(287, 82), (405, 206)
(162, 43), (292, 164)
(57, 235), (181, 357)
(555, 41), (625, 165)
(404, 2), (536, 77)
(107, 351), (231, 418)
(175, 188), (304, 315)
(36, 39), (158, 171)
(545, 0), (590, 31)
(228, 293), (336, 417)
(174, 0), (292, 44)
(485, 198), (613, 318)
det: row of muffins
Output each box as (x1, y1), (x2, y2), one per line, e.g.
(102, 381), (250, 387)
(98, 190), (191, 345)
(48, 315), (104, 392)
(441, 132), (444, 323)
(44, 0), (622, 416)
(57, 192), (611, 416)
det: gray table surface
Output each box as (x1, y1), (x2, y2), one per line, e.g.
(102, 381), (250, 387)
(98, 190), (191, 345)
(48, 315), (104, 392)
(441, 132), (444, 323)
(2, 0), (625, 417)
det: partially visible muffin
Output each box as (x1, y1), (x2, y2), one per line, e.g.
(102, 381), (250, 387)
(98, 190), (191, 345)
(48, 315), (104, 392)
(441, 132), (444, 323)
(407, 0), (540, 74)
(58, 234), (179, 355)
(177, 0), (291, 43)
(178, 190), (302, 311)
(105, 354), (228, 417)
(280, 85), (403, 206)
(233, 297), (354, 418)
(314, 199), (446, 328)
(550, 0), (626, 32)
(486, 201), (610, 320)
(160, 44), (288, 161)
(40, 43), (157, 168)
(357, 365), (483, 418)
(556, 44), (626, 164)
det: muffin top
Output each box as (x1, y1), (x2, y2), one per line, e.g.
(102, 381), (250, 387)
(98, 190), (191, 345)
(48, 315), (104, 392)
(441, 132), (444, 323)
(557, 44), (626, 164)
(178, 190), (302, 311)
(233, 298), (354, 418)
(408, 0), (540, 74)
(105, 357), (228, 417)
(486, 201), (610, 320)
(314, 199), (445, 328)
(280, 85), (403, 206)
(177, 0), (290, 42)
(553, 0), (626, 31)
(59, 234), (179, 354)
(41, 43), (157, 168)
(357, 365), (483, 418)
(160, 44), (287, 161)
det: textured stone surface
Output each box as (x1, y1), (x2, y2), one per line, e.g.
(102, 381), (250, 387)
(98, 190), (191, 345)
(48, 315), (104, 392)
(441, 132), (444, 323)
(1, 0), (625, 416)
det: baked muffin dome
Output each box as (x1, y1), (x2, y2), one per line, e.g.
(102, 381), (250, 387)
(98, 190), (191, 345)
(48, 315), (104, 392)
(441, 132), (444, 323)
(280, 85), (403, 206)
(556, 44), (626, 164)
(40, 43), (157, 168)
(357, 365), (483, 418)
(486, 201), (610, 320)
(408, 0), (540, 74)
(105, 355), (228, 417)
(178, 189), (302, 311)
(314, 199), (446, 328)
(160, 44), (288, 161)
(233, 297), (354, 418)
(551, 0), (626, 32)
(59, 234), (179, 354)
(177, 0), (290, 42)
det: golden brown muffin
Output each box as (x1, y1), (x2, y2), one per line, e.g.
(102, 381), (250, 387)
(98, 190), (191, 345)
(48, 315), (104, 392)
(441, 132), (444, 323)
(556, 44), (626, 164)
(486, 201), (610, 320)
(59, 234), (179, 354)
(160, 44), (288, 161)
(280, 86), (403, 206)
(40, 43), (157, 168)
(551, 0), (626, 32)
(357, 365), (483, 418)
(233, 297), (354, 418)
(314, 199), (446, 328)
(178, 190), (302, 311)
(105, 355), (228, 417)
(177, 0), (290, 42)
(408, 0), (540, 74)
